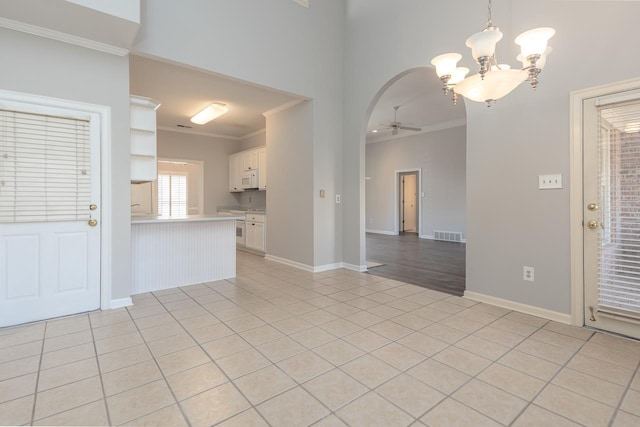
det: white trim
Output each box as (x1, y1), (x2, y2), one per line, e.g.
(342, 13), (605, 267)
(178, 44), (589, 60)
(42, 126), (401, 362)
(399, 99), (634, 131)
(394, 169), (422, 236)
(157, 125), (243, 141)
(265, 254), (315, 272)
(0, 17), (129, 57)
(241, 128), (266, 140)
(262, 99), (305, 117)
(0, 89), (113, 312)
(292, 0), (310, 7)
(264, 254), (367, 273)
(569, 77), (640, 326)
(464, 291), (572, 325)
(109, 297), (132, 309)
(365, 229), (398, 236)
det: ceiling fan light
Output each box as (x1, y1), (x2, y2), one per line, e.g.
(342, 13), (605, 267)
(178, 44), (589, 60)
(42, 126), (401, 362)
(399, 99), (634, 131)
(190, 102), (229, 125)
(515, 27), (555, 58)
(430, 53), (462, 78)
(465, 28), (503, 61)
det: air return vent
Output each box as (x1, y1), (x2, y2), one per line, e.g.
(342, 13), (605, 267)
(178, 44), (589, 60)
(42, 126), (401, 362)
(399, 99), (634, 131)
(433, 230), (463, 243)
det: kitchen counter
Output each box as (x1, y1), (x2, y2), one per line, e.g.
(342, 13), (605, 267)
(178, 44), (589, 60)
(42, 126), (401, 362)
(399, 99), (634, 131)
(131, 214), (243, 224)
(131, 214), (238, 294)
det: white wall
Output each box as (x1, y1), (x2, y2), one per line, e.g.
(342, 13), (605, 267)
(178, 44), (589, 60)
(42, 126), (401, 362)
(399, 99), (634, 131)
(156, 130), (240, 214)
(366, 126), (466, 238)
(343, 0), (640, 315)
(0, 28), (131, 299)
(134, 0), (345, 268)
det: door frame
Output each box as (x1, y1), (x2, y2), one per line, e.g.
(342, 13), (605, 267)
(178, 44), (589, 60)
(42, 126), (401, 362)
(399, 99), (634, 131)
(569, 77), (640, 326)
(394, 168), (422, 236)
(0, 89), (114, 311)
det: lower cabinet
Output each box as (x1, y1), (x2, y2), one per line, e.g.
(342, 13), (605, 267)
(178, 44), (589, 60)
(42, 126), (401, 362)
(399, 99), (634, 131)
(245, 213), (266, 252)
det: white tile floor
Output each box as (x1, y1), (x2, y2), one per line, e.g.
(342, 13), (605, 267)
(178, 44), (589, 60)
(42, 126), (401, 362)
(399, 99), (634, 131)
(1, 251), (640, 426)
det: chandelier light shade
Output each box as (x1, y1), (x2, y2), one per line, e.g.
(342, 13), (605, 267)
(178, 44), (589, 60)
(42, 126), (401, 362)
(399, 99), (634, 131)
(190, 102), (229, 125)
(430, 0), (555, 106)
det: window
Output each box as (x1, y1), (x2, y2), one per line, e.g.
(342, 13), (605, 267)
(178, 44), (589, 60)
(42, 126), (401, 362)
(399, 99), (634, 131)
(157, 172), (187, 216)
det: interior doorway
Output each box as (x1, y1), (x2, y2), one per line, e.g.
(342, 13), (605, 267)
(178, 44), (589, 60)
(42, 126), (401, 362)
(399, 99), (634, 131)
(399, 171), (419, 234)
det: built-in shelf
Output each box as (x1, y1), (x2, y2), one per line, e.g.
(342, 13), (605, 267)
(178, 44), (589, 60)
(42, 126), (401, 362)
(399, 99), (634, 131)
(130, 95), (160, 183)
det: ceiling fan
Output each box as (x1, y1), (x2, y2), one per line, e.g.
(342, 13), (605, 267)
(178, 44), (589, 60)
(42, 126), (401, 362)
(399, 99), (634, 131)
(383, 106), (422, 136)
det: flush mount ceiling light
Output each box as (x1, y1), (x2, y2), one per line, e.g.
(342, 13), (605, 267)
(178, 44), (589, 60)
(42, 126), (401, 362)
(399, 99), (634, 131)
(190, 102), (229, 125)
(430, 0), (554, 107)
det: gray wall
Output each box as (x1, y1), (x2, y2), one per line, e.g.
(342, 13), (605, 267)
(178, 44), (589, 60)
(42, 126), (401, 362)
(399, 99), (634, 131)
(157, 130), (240, 214)
(0, 28), (131, 299)
(239, 130), (266, 151)
(134, 0), (345, 268)
(366, 126), (466, 238)
(266, 101), (314, 266)
(343, 0), (640, 314)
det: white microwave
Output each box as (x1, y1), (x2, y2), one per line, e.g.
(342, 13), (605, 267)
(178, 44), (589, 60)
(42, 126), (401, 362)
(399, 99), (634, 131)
(241, 170), (258, 189)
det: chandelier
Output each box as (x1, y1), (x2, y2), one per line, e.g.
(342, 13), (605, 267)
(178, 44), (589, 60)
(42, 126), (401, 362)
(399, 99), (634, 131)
(430, 0), (554, 107)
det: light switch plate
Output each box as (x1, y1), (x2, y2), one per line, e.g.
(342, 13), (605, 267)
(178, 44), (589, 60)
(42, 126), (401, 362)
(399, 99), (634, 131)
(539, 174), (562, 189)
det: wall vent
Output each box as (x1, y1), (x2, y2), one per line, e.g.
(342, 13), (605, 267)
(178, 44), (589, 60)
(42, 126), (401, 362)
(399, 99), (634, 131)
(433, 230), (463, 243)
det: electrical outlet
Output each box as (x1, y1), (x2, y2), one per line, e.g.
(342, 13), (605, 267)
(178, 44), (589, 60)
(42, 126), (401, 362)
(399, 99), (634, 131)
(523, 266), (535, 282)
(538, 174), (562, 189)
(336, 194), (341, 203)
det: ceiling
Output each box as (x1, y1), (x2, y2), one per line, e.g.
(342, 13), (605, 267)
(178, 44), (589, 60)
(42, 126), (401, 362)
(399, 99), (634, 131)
(129, 55), (301, 139)
(130, 56), (464, 142)
(366, 68), (466, 144)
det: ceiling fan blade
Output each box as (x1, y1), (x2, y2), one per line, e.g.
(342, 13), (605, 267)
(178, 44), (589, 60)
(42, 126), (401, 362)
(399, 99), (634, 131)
(398, 126), (422, 132)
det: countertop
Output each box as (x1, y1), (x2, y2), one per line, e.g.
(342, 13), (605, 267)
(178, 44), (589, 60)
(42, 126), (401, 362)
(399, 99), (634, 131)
(131, 214), (244, 224)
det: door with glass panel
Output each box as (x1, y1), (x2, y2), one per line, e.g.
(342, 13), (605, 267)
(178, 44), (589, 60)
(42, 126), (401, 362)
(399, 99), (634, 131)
(583, 90), (640, 339)
(0, 106), (101, 327)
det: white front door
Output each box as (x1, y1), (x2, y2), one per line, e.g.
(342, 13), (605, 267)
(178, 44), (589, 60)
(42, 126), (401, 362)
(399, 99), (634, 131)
(583, 89), (640, 339)
(0, 105), (101, 327)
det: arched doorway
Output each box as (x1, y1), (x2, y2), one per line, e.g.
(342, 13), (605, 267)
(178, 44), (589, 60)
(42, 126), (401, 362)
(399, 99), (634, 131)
(363, 67), (468, 296)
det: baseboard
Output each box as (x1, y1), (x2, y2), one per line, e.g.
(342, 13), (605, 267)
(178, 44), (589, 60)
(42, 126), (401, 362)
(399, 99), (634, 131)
(109, 297), (133, 310)
(366, 229), (398, 236)
(464, 291), (572, 325)
(265, 254), (367, 273)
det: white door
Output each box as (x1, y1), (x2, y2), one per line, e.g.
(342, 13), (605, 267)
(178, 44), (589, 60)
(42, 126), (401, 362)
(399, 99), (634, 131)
(583, 89), (640, 339)
(0, 106), (101, 327)
(400, 173), (417, 233)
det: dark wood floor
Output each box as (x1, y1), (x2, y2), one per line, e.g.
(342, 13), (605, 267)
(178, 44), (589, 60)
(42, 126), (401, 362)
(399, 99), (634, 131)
(366, 232), (466, 296)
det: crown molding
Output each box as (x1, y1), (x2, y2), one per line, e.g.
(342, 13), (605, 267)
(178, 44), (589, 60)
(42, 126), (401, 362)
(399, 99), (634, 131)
(241, 128), (266, 139)
(0, 17), (129, 56)
(157, 125), (242, 140)
(367, 118), (466, 144)
(263, 99), (305, 117)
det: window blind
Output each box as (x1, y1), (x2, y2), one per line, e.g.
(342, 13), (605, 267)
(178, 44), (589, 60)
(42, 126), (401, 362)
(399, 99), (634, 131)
(597, 100), (640, 316)
(157, 173), (187, 216)
(0, 110), (90, 223)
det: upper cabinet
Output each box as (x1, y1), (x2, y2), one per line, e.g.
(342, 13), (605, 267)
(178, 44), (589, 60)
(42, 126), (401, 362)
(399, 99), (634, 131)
(229, 146), (267, 192)
(229, 152), (244, 192)
(130, 95), (161, 183)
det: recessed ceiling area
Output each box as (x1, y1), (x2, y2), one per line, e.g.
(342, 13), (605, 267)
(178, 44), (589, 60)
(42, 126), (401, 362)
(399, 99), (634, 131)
(129, 55), (302, 139)
(366, 68), (466, 144)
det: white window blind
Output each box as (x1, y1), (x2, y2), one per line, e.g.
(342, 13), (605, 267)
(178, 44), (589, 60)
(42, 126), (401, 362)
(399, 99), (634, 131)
(597, 100), (640, 316)
(157, 173), (187, 216)
(0, 109), (90, 223)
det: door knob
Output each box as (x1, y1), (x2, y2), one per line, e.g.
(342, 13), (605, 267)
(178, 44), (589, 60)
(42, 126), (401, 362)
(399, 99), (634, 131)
(587, 203), (598, 211)
(587, 220), (598, 229)
(88, 219), (98, 227)
(89, 204), (98, 211)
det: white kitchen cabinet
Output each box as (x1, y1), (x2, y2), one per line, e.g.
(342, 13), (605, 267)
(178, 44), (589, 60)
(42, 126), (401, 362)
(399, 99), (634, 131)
(242, 150), (259, 171)
(228, 153), (244, 192)
(229, 146), (267, 193)
(130, 95), (161, 183)
(257, 147), (267, 190)
(245, 212), (265, 252)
